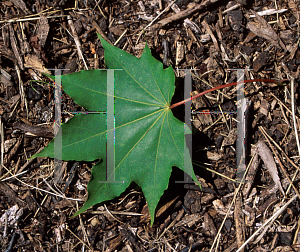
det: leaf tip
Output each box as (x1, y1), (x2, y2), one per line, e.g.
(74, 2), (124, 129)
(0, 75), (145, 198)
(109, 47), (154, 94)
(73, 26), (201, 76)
(97, 33), (109, 48)
(29, 154), (37, 160)
(70, 211), (80, 218)
(71, 205), (86, 218)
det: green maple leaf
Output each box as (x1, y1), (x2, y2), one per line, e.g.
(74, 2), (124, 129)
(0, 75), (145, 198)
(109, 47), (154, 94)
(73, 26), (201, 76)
(34, 34), (199, 225)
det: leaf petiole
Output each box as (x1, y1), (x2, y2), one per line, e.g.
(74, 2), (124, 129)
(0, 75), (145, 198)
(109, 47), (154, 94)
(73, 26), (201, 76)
(169, 79), (287, 109)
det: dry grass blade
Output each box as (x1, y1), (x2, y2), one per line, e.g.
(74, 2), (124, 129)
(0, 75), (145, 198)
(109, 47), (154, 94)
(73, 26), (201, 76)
(67, 16), (88, 70)
(151, 0), (221, 29)
(15, 65), (28, 117)
(256, 140), (285, 196)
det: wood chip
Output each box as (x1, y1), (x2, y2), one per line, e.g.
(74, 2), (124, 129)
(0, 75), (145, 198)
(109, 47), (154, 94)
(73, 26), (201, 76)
(207, 151), (222, 161)
(234, 192), (245, 251)
(24, 55), (51, 75)
(175, 41), (185, 66)
(259, 99), (270, 116)
(0, 182), (26, 208)
(151, 0), (221, 29)
(222, 129), (237, 146)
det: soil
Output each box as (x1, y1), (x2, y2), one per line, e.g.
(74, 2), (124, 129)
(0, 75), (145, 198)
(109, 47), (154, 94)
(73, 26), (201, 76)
(0, 0), (300, 251)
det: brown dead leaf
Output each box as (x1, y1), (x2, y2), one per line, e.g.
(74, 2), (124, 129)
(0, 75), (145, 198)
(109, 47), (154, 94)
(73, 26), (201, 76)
(256, 140), (285, 195)
(10, 0), (30, 14)
(35, 15), (50, 48)
(24, 55), (50, 75)
(246, 10), (287, 51)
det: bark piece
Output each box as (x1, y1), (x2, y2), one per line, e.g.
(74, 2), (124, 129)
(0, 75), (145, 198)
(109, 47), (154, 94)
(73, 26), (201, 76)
(203, 212), (217, 237)
(107, 235), (123, 252)
(228, 9), (243, 32)
(0, 68), (13, 87)
(174, 213), (201, 228)
(0, 44), (16, 64)
(3, 136), (22, 167)
(4, 138), (17, 153)
(13, 122), (54, 138)
(0, 182), (26, 208)
(167, 0), (200, 33)
(222, 129), (237, 146)
(259, 99), (270, 116)
(202, 20), (220, 52)
(253, 51), (269, 72)
(207, 151), (222, 161)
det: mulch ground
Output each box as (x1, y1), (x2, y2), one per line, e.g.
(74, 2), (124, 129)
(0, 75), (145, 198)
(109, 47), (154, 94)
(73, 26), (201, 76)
(1, 0), (300, 251)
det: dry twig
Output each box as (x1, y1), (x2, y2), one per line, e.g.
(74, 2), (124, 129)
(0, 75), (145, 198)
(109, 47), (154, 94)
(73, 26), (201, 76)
(150, 0), (221, 30)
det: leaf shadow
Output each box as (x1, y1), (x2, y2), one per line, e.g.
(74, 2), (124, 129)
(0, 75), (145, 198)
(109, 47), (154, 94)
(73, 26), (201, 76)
(170, 76), (220, 192)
